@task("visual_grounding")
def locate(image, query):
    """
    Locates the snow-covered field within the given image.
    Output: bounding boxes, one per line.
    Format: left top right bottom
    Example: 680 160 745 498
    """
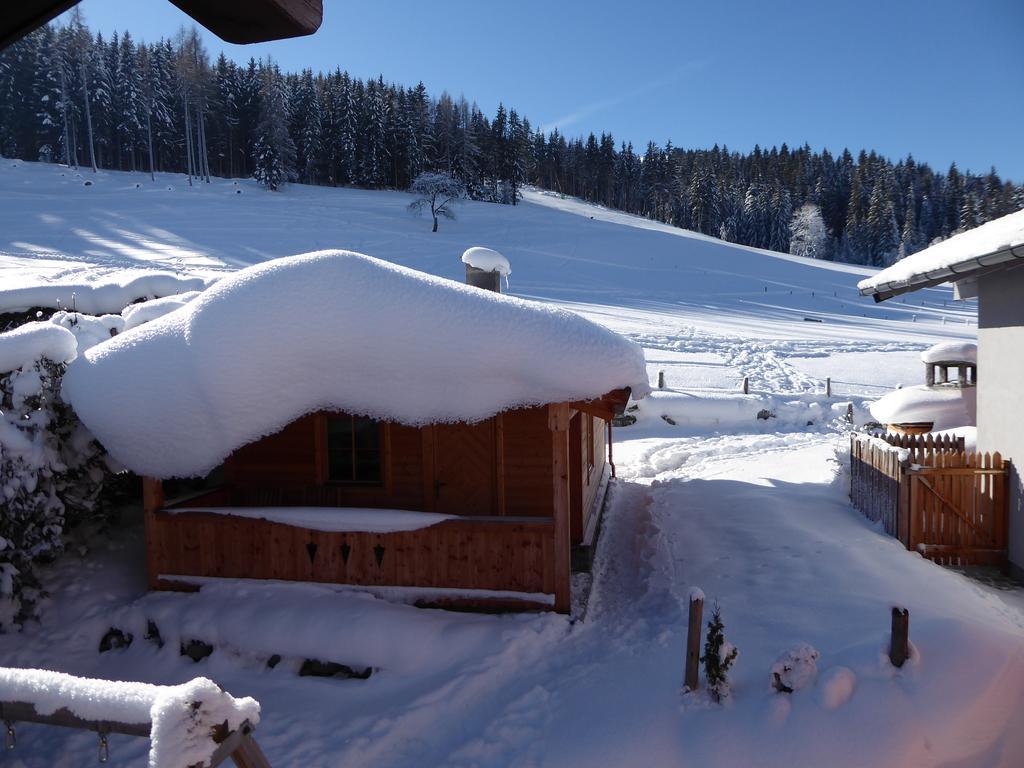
3 160 1023 768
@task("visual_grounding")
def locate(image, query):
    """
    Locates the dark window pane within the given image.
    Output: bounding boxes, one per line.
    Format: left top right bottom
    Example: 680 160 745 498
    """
355 451 382 482
326 415 383 484
354 417 380 450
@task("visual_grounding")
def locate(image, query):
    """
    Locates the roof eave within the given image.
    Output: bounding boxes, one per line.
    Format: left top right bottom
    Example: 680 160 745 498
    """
860 242 1024 303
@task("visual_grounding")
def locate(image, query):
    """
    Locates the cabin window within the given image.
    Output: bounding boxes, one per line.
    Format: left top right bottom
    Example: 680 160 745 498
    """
326 415 383 484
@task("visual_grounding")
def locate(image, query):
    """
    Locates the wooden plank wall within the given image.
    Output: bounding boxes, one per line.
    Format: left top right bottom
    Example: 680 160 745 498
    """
150 512 556 595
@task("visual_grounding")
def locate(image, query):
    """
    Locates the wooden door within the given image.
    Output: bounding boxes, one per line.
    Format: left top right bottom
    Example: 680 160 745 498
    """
431 420 498 516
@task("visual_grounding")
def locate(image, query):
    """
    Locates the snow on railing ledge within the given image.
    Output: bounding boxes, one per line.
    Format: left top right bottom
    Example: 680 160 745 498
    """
0 668 267 768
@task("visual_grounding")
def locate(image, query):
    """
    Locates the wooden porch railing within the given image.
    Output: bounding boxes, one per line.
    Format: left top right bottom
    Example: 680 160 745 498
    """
149 506 557 603
850 433 1010 568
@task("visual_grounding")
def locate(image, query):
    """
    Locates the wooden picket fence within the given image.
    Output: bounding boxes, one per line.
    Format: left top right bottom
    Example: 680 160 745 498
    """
850 432 1009 568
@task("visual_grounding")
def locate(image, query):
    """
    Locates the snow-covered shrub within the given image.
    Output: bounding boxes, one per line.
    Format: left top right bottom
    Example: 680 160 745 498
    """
770 643 820 693
408 172 466 232
701 602 738 702
0 323 109 630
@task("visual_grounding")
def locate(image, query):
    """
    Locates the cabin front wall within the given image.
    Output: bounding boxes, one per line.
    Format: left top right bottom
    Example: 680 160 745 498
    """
149 404 614 611
978 269 1024 577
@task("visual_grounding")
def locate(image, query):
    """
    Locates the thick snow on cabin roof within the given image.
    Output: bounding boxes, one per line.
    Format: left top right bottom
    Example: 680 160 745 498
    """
62 250 649 479
858 209 1024 297
869 384 976 432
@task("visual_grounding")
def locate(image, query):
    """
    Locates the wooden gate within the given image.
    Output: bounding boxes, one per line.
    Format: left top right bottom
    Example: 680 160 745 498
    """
850 434 1010 568
906 451 1008 567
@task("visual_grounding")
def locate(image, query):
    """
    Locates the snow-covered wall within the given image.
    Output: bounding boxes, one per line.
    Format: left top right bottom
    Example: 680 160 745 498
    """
62 251 650 479
977 268 1024 576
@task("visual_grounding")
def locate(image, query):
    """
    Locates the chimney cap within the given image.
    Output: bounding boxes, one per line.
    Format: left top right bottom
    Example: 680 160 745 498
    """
461 246 511 277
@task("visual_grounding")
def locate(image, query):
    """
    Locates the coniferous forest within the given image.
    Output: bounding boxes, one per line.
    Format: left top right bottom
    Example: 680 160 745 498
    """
2 17 1022 267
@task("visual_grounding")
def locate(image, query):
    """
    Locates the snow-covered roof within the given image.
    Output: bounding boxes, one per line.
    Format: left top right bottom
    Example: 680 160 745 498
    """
461 246 511 276
63 250 649 479
869 384 976 432
921 341 977 365
858 210 1024 301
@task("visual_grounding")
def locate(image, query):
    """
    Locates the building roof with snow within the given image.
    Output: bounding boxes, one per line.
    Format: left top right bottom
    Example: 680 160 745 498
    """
858 210 1024 302
62 250 649 479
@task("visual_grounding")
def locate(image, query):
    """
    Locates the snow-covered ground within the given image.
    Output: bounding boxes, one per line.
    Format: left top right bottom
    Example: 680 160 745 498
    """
2 160 1021 768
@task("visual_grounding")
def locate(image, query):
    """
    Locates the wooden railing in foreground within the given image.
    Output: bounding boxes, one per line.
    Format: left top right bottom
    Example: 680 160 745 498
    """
850 433 1009 568
0 695 269 768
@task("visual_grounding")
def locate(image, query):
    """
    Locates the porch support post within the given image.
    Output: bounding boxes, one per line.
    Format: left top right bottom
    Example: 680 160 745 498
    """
142 476 164 590
549 403 572 613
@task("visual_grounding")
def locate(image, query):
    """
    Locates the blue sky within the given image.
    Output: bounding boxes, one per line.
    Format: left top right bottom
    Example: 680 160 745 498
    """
62 0 1024 180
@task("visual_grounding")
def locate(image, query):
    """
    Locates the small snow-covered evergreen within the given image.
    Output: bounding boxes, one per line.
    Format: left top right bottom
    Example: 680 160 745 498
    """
701 602 738 702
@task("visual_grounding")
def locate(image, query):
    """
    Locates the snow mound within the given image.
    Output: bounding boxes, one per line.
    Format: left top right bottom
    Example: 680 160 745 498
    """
817 666 856 710
122 291 201 331
116 580 564 676
770 643 820 693
869 384 976 431
0 271 212 315
0 322 76 374
859 209 1024 295
921 341 977 364
461 246 511 276
168 506 456 533
50 310 124 350
62 251 649 479
0 667 258 768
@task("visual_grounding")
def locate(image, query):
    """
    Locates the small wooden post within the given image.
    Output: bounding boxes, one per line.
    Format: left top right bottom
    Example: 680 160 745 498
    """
684 590 704 691
742 376 749 395
890 606 909 668
658 370 665 389
846 403 854 424
826 377 832 398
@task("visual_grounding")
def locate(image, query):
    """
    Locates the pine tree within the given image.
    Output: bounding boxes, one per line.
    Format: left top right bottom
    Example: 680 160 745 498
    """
252 63 295 191
701 602 738 703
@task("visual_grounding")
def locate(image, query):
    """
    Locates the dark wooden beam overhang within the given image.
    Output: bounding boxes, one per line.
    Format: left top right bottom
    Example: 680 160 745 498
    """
2 0 323 51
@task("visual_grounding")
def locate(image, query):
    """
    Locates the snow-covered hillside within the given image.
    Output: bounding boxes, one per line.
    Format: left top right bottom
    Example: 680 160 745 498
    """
3 160 1020 768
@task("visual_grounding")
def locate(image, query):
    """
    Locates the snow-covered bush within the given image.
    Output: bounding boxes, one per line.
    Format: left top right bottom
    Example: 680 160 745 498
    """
0 323 109 630
769 643 820 693
701 602 738 702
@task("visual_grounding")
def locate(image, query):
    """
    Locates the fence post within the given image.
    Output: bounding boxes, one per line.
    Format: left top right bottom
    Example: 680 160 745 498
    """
742 376 749 395
889 607 909 668
826 377 832 398
846 403 853 423
658 370 665 389
684 590 704 691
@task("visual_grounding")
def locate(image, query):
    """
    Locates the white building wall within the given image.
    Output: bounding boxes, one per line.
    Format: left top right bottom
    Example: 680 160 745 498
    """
977 267 1024 577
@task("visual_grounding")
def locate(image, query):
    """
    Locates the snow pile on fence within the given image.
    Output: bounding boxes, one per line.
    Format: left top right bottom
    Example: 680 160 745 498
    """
0 270 212 315
858 208 1024 295
869 384 976 431
461 246 511 276
63 250 649 479
630 389 861 435
0 667 259 768
921 340 977 364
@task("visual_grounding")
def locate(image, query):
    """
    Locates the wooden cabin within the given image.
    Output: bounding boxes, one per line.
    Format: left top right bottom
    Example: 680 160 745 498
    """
145 393 626 613
60 250 650 615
